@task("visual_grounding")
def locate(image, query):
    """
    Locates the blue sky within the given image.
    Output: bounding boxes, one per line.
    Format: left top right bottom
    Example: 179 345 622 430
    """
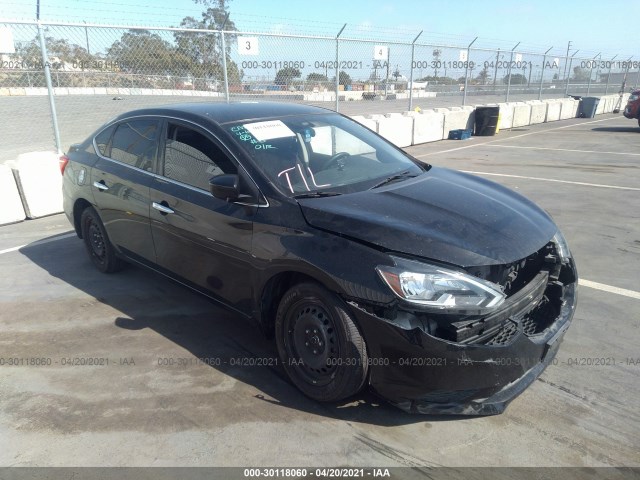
0 0 636 58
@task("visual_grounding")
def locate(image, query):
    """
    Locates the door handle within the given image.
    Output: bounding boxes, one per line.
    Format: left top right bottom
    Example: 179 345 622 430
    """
152 201 175 215
93 181 109 191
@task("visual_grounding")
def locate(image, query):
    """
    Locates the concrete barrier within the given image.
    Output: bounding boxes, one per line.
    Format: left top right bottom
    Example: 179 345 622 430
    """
9 151 63 219
404 110 445 144
560 98 579 119
595 97 605 115
376 113 413 147
512 103 532 127
527 101 547 124
545 100 562 122
497 103 515 130
350 115 378 132
441 107 475 136
603 95 616 113
24 87 48 96
0 164 26 225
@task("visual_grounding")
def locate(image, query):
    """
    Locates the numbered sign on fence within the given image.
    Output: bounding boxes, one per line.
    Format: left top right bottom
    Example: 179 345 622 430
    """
0 27 15 54
459 50 468 62
374 45 388 60
514 53 523 63
238 37 259 56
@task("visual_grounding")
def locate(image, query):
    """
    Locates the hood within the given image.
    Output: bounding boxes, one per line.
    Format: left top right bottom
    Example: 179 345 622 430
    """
297 167 557 267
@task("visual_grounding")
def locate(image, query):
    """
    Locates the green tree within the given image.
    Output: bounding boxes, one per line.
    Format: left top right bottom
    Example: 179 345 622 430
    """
108 30 190 75
475 66 489 85
274 67 301 85
339 70 352 86
307 72 329 82
14 36 94 69
572 66 590 82
171 1 242 84
503 73 527 84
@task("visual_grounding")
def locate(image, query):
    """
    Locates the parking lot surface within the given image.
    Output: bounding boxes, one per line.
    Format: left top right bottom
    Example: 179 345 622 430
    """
0 113 638 468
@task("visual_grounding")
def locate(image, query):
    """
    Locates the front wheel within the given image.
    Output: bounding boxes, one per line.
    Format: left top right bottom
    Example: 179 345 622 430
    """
275 282 368 402
80 207 124 273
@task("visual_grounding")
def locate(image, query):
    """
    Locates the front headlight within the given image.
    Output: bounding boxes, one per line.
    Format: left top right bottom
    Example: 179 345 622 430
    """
552 230 571 261
376 257 506 313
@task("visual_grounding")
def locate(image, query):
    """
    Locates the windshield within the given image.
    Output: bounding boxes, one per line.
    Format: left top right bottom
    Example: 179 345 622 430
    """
225 113 425 196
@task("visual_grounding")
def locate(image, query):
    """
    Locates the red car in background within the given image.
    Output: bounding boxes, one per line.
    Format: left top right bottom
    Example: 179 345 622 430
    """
623 89 640 126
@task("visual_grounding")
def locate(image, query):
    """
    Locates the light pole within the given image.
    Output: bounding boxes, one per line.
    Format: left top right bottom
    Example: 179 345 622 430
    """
564 50 579 96
587 52 600 96
538 46 553 100
505 42 520 102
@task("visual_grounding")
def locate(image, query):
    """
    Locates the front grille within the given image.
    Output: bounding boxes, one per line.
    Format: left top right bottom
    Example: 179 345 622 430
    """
485 320 519 346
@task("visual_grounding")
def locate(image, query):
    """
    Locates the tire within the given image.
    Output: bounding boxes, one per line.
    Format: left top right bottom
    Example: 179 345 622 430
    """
80 207 124 274
275 282 368 402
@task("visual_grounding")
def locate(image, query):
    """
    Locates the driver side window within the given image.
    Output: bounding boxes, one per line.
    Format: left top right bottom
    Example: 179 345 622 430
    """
163 124 236 191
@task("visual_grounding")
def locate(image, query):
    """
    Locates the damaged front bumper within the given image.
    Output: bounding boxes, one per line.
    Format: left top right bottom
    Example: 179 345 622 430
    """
349 272 577 416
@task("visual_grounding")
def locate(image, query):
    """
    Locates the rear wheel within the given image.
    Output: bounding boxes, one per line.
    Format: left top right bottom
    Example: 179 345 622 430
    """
80 207 124 273
275 282 368 402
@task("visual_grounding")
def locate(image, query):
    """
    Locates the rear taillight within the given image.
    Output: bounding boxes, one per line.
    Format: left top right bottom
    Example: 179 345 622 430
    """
59 155 69 175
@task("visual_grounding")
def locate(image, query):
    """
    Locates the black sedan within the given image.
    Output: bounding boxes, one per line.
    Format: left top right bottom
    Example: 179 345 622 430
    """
61 102 578 415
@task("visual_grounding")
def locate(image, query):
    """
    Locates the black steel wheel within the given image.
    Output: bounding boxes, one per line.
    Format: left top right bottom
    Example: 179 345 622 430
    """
80 207 124 273
275 282 368 402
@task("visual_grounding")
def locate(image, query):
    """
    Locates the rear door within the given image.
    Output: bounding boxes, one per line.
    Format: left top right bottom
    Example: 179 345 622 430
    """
149 120 256 314
90 117 160 263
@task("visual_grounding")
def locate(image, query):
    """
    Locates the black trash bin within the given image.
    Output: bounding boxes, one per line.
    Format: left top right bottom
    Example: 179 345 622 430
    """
474 106 500 136
579 97 600 118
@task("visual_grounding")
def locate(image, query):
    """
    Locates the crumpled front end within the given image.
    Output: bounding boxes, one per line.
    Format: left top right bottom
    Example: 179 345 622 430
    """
348 240 578 415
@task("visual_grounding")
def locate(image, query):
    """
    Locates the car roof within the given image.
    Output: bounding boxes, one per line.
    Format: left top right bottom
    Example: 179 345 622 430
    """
111 101 335 126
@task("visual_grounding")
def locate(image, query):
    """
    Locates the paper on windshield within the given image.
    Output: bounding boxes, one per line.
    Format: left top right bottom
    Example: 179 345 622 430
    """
243 120 295 142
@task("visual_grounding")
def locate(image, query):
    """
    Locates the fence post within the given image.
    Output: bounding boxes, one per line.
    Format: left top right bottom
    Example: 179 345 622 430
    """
335 24 346 112
565 50 578 96
37 21 62 155
505 42 520 103
462 37 477 106
408 30 422 111
220 32 229 103
538 46 552 100
605 55 617 94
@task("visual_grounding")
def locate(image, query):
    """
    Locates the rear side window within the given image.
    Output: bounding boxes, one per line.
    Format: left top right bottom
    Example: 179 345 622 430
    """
109 119 159 171
94 125 115 156
163 123 236 190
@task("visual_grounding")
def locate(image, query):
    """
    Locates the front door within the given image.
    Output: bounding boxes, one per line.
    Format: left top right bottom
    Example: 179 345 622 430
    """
149 120 256 314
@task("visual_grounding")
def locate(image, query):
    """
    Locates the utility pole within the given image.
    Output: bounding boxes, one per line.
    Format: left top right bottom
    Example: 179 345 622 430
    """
493 48 500 89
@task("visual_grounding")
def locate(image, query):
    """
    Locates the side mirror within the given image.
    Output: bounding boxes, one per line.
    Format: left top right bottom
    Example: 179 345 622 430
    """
209 174 239 201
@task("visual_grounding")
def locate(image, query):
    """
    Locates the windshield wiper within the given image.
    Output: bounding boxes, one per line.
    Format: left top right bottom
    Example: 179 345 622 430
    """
293 191 342 199
369 170 418 189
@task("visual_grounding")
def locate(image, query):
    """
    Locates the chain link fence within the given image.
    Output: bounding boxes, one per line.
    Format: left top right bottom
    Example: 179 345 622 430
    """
1 19 638 160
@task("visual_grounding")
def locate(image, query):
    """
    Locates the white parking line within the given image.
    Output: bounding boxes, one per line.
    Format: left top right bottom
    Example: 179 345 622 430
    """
579 280 640 300
0 232 76 255
413 116 620 158
461 171 640 191
487 145 640 157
